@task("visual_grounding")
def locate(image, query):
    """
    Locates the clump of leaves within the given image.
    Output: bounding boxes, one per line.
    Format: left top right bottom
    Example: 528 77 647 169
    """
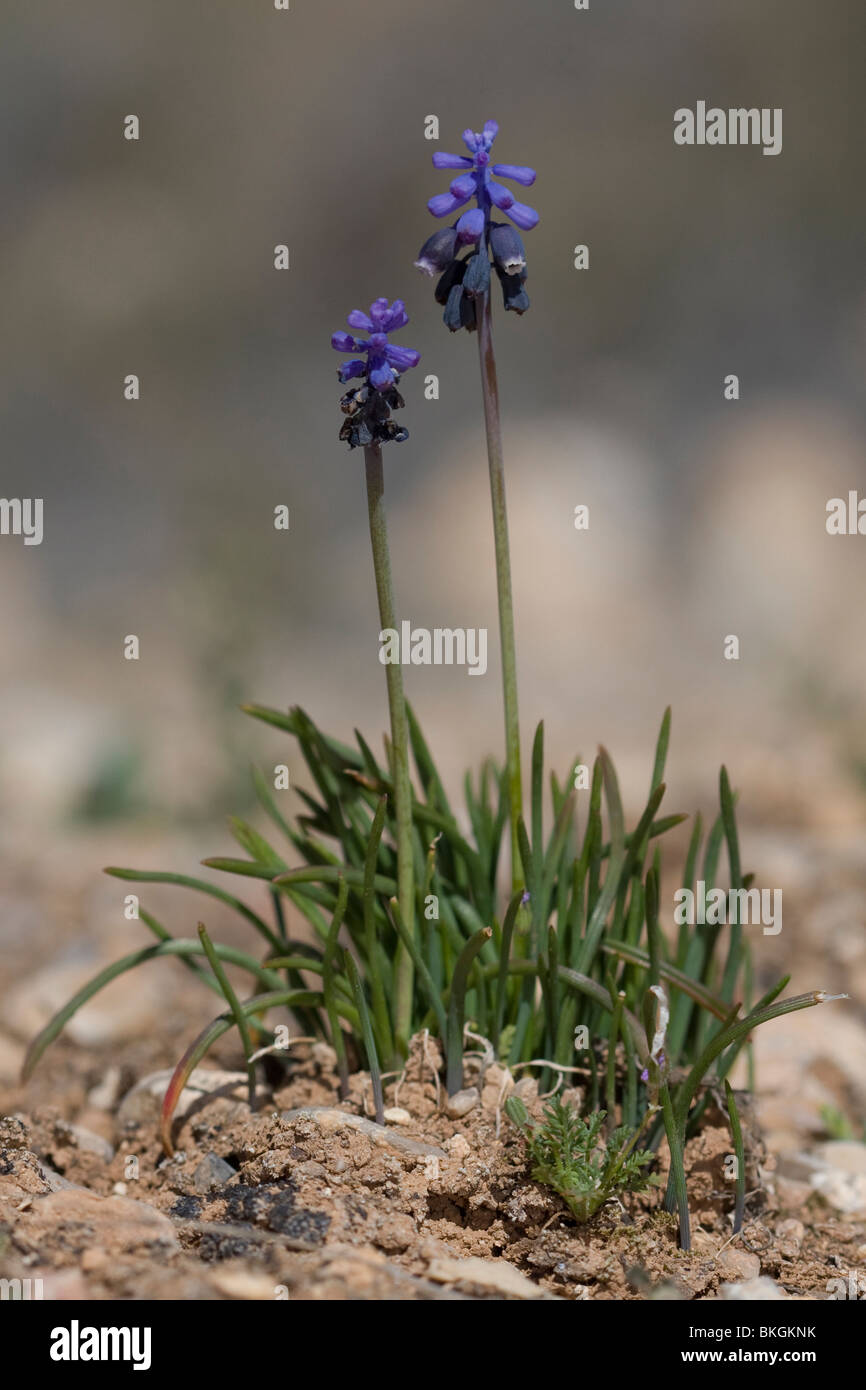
20 700 846 1252
505 1094 654 1223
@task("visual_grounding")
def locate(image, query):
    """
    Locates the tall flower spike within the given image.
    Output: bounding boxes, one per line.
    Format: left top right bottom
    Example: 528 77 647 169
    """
331 298 421 448
414 121 538 890
416 119 538 330
332 299 421 1048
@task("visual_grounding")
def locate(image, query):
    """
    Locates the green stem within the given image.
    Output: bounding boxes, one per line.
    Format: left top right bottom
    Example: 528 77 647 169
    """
364 443 415 1054
477 290 523 890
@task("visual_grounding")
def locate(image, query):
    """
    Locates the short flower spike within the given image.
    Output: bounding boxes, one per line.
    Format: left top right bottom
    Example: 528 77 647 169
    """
415 119 538 330
331 298 421 448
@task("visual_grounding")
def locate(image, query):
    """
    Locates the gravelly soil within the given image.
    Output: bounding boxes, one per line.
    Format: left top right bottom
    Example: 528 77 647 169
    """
2 805 866 1302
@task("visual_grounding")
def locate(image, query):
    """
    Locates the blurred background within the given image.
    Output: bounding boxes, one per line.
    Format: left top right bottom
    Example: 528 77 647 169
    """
1 0 865 1140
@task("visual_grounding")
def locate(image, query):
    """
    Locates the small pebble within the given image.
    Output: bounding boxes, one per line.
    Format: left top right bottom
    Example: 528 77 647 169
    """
445 1134 471 1160
59 1123 114 1163
512 1077 538 1103
776 1217 804 1257
777 1217 805 1242
445 1088 478 1119
716 1248 761 1281
383 1107 411 1125
193 1152 238 1194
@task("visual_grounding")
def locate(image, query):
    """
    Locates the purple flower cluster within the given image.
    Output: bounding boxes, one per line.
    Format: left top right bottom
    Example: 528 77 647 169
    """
415 120 538 331
331 299 421 448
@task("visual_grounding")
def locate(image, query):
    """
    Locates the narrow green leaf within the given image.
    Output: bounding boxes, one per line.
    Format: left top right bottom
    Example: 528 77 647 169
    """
530 721 544 888
104 867 280 952
725 1079 746 1234
322 877 350 1097
197 922 257 1107
674 991 838 1133
661 1081 690 1250
272 864 397 895
345 951 384 1125
228 816 288 872
650 707 672 793
446 928 492 1095
494 890 525 1052
389 896 448 1046
23 939 287 1081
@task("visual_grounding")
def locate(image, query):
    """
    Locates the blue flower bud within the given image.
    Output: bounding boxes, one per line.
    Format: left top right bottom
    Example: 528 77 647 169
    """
434 257 467 306
414 226 459 277
494 265 530 314
462 251 491 299
443 283 477 333
489 223 527 276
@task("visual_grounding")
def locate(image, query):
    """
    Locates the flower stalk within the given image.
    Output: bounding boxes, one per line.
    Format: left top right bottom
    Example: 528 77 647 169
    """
364 442 415 1053
417 119 538 890
331 298 421 1058
477 290 524 888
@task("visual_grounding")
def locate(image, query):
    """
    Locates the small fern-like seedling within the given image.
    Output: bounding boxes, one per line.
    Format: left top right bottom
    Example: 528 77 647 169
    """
505 1094 654 1223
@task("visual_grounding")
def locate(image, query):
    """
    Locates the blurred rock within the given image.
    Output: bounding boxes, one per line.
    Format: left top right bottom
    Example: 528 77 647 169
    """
0 1031 25 1083
426 1254 554 1300
716 1249 761 1282
87 1065 123 1111
445 1088 478 1119
118 1068 261 1129
4 948 171 1046
192 1151 237 1194
17 1189 178 1258
720 1276 788 1301
815 1141 866 1175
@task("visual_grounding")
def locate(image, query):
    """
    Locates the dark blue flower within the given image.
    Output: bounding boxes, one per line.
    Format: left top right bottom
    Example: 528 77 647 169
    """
414 226 459 276
332 298 420 390
331 299 420 449
489 223 527 276
416 121 537 330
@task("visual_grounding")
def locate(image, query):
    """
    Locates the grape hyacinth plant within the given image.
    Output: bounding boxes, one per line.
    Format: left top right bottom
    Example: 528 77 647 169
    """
22 117 848 1253
332 298 421 1050
416 119 538 889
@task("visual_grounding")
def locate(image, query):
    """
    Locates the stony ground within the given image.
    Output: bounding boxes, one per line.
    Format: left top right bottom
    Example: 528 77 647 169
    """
2 807 866 1302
